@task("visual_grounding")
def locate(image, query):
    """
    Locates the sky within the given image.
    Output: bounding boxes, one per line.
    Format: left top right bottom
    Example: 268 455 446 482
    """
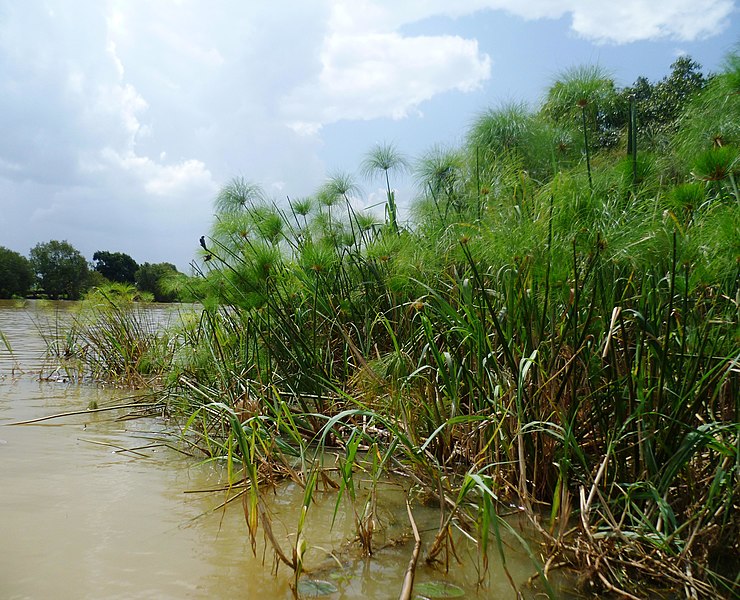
1 1 738 272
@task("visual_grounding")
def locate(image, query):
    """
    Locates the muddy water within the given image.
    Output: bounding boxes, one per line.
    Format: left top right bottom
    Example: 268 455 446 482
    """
0 300 551 599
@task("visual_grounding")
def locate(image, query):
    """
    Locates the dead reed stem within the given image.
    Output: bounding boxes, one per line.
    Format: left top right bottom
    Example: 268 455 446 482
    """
398 498 422 600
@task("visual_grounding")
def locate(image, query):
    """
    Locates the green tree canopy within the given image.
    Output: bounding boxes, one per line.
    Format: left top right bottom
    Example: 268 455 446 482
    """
135 262 179 302
0 246 34 298
92 250 139 283
622 56 709 147
29 240 89 300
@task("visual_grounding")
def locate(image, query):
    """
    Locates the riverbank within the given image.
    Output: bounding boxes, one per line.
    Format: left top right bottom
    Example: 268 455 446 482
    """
19 53 740 598
1 300 559 599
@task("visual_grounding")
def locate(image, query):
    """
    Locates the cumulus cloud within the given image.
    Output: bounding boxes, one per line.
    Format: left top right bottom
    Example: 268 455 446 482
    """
101 149 215 198
280 1 494 134
566 0 735 44
283 32 491 133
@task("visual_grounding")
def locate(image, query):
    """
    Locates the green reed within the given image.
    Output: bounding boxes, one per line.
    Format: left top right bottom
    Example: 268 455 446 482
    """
63 55 739 599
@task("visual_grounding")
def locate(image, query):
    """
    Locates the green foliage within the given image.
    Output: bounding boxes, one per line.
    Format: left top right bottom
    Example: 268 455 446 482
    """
414 144 466 200
622 56 709 147
468 102 573 180
673 51 740 164
542 64 623 148
214 177 265 214
413 581 465 598
0 246 33 298
29 239 89 300
135 262 180 302
63 53 740 599
469 102 535 156
92 250 139 283
692 145 739 182
360 142 410 234
57 283 170 385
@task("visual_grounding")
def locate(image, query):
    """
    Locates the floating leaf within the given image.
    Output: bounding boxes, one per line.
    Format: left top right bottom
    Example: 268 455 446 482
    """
413 581 465 598
296 578 338 597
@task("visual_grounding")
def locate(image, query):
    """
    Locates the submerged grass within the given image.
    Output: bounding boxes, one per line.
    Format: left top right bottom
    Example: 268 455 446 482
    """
63 57 739 599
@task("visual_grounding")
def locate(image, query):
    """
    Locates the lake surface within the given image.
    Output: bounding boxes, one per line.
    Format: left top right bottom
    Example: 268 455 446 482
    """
0 300 551 599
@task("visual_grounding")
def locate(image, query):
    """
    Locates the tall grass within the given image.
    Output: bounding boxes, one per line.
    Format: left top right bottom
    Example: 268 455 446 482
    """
48 283 175 387
66 55 739 598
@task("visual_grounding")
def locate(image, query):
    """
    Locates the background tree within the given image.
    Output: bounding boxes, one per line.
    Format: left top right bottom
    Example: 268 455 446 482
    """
622 56 709 148
29 240 89 300
92 250 139 283
0 246 34 298
135 262 179 302
85 269 108 290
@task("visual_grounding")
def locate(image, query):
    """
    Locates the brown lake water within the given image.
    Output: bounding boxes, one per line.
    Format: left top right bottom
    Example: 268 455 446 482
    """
0 300 555 599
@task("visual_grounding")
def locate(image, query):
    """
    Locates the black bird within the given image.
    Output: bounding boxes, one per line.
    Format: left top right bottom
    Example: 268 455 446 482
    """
199 235 208 251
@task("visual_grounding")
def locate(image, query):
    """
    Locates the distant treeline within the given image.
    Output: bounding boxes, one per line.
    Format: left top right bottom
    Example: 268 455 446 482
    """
0 241 194 302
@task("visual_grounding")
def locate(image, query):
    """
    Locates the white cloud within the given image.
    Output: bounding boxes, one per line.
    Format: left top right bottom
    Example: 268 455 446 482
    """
146 159 215 196
326 1 734 42
0 158 22 172
106 40 125 79
94 82 149 143
567 0 735 44
328 0 561 32
149 21 225 68
283 32 491 133
106 152 216 198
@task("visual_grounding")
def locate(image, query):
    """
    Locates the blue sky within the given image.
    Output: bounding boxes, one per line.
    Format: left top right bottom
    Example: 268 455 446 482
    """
0 1 737 271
